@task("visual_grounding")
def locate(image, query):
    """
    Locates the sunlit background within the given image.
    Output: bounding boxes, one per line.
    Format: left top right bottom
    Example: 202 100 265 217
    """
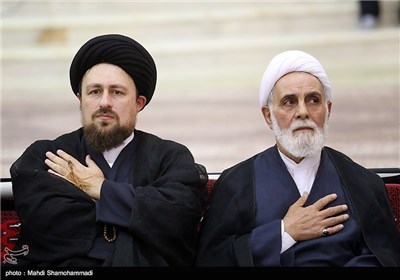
1 0 399 177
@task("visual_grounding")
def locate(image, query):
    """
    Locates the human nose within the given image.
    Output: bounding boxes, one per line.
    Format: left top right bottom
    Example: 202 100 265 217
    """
295 101 309 119
99 92 112 108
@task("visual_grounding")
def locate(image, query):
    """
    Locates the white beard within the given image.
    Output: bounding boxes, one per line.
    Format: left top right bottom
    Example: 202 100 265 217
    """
270 110 329 158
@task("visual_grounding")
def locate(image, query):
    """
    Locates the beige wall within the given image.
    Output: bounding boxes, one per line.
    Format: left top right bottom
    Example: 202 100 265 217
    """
1 1 399 176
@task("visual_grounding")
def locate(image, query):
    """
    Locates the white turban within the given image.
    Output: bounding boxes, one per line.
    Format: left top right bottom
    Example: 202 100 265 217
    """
259 50 331 107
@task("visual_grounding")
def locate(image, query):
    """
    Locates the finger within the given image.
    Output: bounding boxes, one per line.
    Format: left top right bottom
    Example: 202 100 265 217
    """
85 155 94 166
46 151 73 174
85 155 101 172
321 204 348 218
45 157 67 173
45 151 62 164
45 159 68 176
48 168 77 187
56 149 75 164
45 151 69 169
48 168 64 178
313 193 338 210
323 213 349 227
321 223 345 237
292 192 309 207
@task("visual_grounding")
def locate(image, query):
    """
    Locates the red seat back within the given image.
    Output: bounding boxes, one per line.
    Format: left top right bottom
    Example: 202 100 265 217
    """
1 210 20 261
385 183 400 230
2 179 399 261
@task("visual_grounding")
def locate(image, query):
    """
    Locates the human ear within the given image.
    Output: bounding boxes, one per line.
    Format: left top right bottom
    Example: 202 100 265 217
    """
137 95 147 111
261 106 273 130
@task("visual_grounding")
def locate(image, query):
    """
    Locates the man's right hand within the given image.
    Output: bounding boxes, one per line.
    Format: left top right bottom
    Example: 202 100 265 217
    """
283 192 349 241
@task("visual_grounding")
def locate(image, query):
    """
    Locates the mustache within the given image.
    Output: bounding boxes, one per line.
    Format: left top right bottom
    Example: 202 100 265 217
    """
93 108 117 118
289 119 318 131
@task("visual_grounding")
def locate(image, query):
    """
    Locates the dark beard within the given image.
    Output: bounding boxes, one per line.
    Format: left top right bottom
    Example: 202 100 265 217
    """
83 123 133 153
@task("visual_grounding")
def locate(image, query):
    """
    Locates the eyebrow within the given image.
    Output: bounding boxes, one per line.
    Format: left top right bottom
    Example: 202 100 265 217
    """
281 91 322 98
85 83 128 91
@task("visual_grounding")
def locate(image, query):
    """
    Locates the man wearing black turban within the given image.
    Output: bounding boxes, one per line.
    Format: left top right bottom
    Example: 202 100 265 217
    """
70 34 157 108
9 34 207 267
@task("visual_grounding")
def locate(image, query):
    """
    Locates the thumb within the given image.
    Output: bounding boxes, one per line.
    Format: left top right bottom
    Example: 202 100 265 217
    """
294 192 309 207
85 155 95 166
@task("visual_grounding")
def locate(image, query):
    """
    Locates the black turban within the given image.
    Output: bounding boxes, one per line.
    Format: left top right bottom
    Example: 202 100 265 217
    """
69 34 157 107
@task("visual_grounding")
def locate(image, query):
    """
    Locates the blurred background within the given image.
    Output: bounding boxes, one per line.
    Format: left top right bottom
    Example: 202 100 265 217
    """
1 0 399 177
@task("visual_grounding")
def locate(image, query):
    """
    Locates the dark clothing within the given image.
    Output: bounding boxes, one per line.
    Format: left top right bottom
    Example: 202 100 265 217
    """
196 146 400 267
10 128 207 267
359 1 380 17
251 147 379 266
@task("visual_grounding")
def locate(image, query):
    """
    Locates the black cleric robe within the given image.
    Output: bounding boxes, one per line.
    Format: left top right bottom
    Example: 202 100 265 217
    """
10 128 207 266
195 146 400 267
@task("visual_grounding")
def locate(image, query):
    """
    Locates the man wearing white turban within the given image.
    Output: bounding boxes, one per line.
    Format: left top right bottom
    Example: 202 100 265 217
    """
196 50 400 267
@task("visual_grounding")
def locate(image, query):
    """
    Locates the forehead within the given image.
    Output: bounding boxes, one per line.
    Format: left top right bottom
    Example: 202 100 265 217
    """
82 63 133 84
275 72 323 94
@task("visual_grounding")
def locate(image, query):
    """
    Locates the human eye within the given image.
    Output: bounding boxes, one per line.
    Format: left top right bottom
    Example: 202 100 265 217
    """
111 89 124 96
308 94 322 104
281 96 296 107
88 89 101 95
